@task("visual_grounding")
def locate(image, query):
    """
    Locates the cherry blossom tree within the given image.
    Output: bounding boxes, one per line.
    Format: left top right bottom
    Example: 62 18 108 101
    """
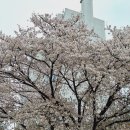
0 14 130 130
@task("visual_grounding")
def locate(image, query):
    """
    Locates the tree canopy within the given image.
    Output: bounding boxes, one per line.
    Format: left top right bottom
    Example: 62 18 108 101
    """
0 14 130 130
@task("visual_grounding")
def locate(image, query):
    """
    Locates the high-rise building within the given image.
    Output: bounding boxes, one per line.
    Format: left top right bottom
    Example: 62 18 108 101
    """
58 0 105 39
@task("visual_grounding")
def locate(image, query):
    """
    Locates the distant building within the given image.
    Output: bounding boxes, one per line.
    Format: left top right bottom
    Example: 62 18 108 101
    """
58 0 105 39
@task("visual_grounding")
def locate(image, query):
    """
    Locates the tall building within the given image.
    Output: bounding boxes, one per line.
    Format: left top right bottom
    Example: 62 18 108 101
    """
58 0 105 39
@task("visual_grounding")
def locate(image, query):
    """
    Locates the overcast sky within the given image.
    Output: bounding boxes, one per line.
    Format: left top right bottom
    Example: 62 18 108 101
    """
0 0 130 35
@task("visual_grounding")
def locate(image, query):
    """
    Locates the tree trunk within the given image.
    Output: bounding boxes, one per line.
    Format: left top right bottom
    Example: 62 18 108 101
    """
50 125 54 130
78 99 82 128
92 122 97 130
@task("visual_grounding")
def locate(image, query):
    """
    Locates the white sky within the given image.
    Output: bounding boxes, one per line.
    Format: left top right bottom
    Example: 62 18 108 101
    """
0 0 130 35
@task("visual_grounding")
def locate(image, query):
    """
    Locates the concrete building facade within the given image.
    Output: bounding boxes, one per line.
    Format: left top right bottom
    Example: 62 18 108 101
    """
58 0 105 39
